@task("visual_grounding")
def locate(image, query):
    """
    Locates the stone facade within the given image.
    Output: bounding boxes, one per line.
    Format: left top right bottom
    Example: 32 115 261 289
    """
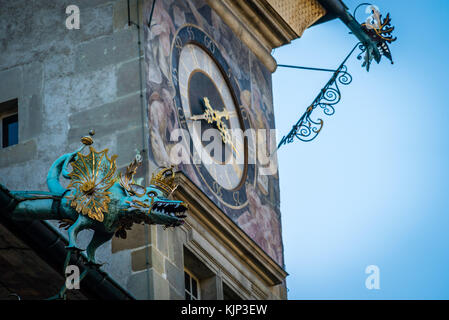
0 0 288 300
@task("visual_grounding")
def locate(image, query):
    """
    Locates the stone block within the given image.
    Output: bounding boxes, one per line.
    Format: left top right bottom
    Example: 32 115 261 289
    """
127 269 170 300
201 275 223 300
116 58 141 97
131 245 165 274
169 285 185 300
168 228 184 269
116 126 145 167
43 50 76 79
75 29 138 73
68 3 114 43
165 259 184 295
19 94 43 141
0 67 22 103
127 270 150 300
0 140 37 168
156 225 168 256
114 0 131 31
22 62 43 95
150 268 170 300
45 66 116 116
112 223 152 253
113 0 145 31
68 93 141 145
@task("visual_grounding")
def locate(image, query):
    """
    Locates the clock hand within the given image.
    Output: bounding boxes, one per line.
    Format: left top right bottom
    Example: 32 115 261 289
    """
205 97 241 156
188 97 236 122
203 97 237 120
214 110 237 120
188 110 236 122
216 119 240 156
189 97 240 156
188 113 209 121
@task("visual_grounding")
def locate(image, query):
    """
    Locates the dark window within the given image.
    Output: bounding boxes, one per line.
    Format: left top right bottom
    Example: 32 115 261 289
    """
2 114 18 148
1 99 18 148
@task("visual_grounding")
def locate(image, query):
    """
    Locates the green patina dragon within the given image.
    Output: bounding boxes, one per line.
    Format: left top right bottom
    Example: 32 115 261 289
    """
0 133 188 267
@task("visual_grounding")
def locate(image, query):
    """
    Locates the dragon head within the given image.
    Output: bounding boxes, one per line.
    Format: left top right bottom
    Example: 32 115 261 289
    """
116 162 188 238
125 184 188 226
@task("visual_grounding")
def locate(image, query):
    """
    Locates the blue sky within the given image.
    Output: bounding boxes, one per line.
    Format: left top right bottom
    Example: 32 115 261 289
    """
273 0 449 299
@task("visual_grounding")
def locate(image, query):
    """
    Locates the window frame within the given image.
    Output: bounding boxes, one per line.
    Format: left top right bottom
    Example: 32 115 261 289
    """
184 268 201 300
2 113 18 148
0 99 19 149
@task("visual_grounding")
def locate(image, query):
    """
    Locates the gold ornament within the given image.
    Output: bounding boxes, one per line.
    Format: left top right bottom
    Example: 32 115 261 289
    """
66 146 118 222
119 153 146 197
150 167 177 195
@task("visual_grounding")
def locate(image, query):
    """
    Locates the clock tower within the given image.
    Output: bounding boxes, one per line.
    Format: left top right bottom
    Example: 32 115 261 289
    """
120 0 327 300
0 0 338 300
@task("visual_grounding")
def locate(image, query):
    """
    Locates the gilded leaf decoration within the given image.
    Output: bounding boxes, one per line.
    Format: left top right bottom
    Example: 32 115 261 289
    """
66 147 118 222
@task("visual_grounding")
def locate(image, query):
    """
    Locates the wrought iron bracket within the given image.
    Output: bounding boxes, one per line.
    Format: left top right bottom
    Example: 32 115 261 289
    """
277 43 360 148
277 3 396 149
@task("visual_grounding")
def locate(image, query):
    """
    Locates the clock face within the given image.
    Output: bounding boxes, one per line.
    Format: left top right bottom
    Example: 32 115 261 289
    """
171 26 255 210
179 44 244 189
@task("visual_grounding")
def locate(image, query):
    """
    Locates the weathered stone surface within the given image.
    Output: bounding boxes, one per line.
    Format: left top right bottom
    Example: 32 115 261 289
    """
46 65 117 114
116 58 141 97
131 245 165 274
0 67 22 102
68 93 141 145
20 94 43 141
165 259 184 295
156 225 168 256
0 1 113 70
127 270 149 300
75 29 138 73
22 62 43 95
202 275 223 300
169 285 184 300
68 3 114 44
0 140 37 168
114 0 140 31
127 269 170 300
150 268 170 300
43 50 76 79
116 126 145 167
112 223 151 253
168 228 184 269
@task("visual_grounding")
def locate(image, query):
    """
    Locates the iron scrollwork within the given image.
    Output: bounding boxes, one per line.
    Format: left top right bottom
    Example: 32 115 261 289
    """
277 3 397 149
277 44 357 147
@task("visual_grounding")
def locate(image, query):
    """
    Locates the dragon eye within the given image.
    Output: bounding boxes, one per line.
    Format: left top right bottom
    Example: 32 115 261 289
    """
147 191 157 197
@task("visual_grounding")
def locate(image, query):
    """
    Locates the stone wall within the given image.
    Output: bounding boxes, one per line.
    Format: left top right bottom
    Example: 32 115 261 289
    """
0 0 147 295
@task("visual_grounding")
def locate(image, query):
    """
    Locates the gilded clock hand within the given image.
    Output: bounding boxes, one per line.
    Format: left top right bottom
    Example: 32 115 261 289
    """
189 97 240 156
205 98 240 156
215 114 240 156
188 98 236 122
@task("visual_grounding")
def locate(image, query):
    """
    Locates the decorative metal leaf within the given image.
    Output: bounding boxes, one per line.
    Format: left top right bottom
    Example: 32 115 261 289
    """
66 146 118 222
119 154 145 197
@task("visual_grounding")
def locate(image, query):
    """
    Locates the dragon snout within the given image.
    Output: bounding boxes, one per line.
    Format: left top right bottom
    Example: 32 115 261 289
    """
149 200 188 226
